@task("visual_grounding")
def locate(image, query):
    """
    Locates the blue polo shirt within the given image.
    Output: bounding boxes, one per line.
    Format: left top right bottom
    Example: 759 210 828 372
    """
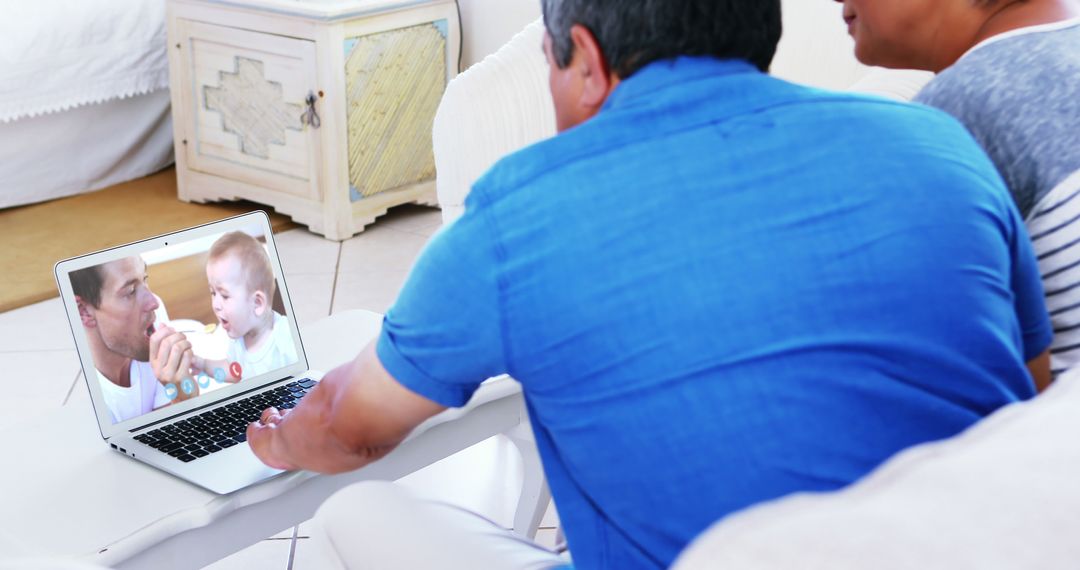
377 57 1051 569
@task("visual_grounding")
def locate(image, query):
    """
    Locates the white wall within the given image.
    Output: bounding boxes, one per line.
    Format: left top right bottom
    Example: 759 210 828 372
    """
457 0 542 69
772 0 870 90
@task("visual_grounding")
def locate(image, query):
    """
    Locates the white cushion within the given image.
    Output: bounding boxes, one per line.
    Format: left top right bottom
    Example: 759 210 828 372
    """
847 68 935 101
673 371 1080 570
432 19 555 224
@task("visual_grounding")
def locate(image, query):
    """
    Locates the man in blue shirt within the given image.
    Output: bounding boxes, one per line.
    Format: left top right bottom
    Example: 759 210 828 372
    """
246 0 1051 568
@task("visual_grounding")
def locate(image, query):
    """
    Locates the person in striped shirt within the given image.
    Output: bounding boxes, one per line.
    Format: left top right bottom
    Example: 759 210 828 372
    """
834 0 1080 379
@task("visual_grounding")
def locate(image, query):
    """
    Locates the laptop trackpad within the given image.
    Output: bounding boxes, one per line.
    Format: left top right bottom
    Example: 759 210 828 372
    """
180 444 287 495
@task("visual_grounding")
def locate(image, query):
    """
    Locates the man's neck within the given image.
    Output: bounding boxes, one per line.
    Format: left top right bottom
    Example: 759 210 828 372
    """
90 336 132 388
974 0 1078 45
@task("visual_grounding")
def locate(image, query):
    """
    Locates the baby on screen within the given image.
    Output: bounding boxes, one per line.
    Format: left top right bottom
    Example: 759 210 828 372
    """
192 231 297 381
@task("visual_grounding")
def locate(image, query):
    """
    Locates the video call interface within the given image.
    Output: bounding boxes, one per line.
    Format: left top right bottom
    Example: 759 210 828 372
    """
70 227 299 425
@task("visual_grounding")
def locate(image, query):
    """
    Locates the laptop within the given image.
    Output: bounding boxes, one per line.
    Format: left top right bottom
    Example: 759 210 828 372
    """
54 211 320 494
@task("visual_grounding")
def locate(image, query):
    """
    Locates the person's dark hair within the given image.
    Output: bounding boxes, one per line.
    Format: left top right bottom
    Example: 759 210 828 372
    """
540 0 782 77
70 265 105 308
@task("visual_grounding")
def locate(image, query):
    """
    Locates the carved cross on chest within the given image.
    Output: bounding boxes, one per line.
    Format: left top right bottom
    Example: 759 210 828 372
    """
203 57 304 159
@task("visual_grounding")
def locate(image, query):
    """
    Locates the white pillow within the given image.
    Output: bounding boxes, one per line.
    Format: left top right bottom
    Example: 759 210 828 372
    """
432 19 555 224
847 68 935 102
673 371 1080 570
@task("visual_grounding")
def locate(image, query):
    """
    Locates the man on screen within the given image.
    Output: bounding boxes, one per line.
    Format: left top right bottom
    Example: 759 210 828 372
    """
71 256 198 424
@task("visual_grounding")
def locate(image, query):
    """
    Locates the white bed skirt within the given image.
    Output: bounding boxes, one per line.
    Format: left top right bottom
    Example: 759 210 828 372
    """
0 90 174 209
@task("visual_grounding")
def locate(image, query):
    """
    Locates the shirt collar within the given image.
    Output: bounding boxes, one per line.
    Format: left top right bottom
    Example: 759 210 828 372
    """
957 17 1080 64
603 56 760 111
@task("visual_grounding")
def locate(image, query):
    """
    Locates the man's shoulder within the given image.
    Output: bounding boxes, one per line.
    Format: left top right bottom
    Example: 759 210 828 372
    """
95 368 117 391
470 126 599 203
807 89 959 132
798 84 972 139
775 89 987 172
473 88 957 197
764 91 1008 206
466 79 998 223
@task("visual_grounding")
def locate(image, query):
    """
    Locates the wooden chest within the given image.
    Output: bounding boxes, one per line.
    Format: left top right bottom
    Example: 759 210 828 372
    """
166 0 460 239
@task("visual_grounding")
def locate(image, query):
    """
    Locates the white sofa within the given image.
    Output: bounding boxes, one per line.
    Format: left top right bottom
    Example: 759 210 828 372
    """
672 371 1080 569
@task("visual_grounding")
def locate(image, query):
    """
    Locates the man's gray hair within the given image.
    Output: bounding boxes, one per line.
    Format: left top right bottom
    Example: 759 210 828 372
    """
540 0 782 78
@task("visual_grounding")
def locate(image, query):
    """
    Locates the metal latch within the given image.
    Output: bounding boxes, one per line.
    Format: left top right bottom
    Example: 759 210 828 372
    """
301 91 321 129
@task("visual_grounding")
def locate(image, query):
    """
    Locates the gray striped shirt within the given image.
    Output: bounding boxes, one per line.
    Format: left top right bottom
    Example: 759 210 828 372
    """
916 19 1080 376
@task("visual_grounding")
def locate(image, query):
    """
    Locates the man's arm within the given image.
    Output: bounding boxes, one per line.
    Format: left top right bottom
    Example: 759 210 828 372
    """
247 341 446 474
248 181 506 472
1028 349 1051 393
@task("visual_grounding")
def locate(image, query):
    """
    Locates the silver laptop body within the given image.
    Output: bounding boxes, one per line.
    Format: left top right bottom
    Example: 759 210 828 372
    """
54 212 320 494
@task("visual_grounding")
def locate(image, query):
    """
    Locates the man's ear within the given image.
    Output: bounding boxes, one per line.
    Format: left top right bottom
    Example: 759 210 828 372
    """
252 290 268 317
568 24 618 111
76 296 96 328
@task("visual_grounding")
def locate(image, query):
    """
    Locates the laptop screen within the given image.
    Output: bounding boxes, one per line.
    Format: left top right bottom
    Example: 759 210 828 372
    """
66 221 301 425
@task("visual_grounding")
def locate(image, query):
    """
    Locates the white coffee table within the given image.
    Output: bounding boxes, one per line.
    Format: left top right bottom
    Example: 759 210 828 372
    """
0 310 549 569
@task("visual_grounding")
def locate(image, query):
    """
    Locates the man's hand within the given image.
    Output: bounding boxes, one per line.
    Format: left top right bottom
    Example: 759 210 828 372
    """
149 324 198 399
1028 349 1052 393
244 341 446 475
248 407 298 470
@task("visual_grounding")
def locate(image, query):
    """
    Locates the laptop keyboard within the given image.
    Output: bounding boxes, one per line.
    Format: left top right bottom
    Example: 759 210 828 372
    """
131 378 316 463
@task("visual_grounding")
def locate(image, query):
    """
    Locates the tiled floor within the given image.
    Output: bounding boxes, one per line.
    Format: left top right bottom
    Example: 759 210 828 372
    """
2 204 559 568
